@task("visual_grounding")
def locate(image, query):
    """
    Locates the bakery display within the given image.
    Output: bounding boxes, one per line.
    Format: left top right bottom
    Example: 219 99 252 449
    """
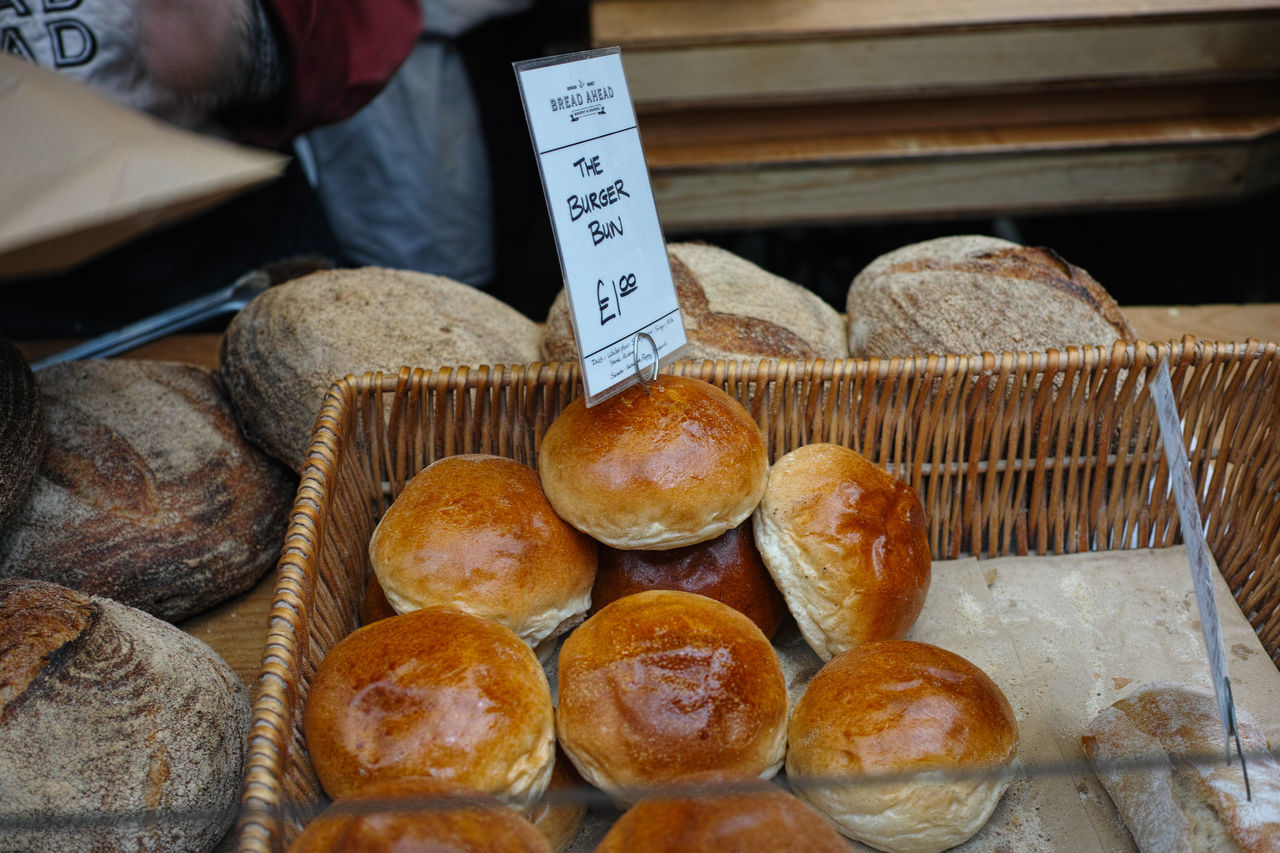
592 520 788 639
543 241 848 365
1082 681 1280 852
537 374 768 550
0 578 249 853
286 776 553 853
786 639 1019 853
368 454 597 648
0 359 296 621
0 332 42 533
218 266 544 470
753 442 931 660
845 234 1136 359
593 770 850 852
303 606 556 808
555 589 789 804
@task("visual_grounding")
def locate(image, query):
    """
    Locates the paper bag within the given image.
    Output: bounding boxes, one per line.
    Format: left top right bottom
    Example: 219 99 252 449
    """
0 54 287 280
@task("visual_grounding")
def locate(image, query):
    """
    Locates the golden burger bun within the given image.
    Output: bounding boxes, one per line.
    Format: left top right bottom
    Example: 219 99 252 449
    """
537 375 768 550
368 454 597 647
555 590 788 803
287 776 552 853
787 640 1019 853
594 771 850 852
303 607 555 808
592 520 788 639
753 442 931 660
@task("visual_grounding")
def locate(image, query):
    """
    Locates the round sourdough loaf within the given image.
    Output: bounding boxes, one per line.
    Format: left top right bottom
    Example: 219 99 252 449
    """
538 375 768 551
219 267 544 470
845 235 1136 358
0 333 42 533
0 578 250 853
0 359 296 621
787 640 1019 853
543 242 848 365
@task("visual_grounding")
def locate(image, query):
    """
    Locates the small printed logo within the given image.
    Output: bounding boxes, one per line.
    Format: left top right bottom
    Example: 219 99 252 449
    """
550 78 615 121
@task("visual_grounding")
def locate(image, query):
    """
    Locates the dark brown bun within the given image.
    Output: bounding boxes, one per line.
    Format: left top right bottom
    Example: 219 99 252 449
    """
537 375 768 550
287 776 553 853
543 242 848 364
594 771 850 852
0 360 296 621
0 579 249 853
845 234 1136 358
303 607 555 808
753 442 931 660
592 520 788 639
787 640 1019 852
368 454 597 647
0 333 42 533
555 590 788 803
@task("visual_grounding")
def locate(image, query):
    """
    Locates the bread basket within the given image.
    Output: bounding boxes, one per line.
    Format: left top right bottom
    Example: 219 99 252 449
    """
235 338 1280 852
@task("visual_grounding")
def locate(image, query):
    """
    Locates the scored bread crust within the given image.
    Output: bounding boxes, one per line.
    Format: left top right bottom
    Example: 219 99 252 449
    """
752 442 931 660
845 235 1136 359
537 375 768 550
542 241 848 364
555 590 789 803
786 640 1019 853
1082 681 1280 853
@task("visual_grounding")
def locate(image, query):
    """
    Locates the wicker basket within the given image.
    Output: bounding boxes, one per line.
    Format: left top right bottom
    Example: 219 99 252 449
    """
235 338 1280 853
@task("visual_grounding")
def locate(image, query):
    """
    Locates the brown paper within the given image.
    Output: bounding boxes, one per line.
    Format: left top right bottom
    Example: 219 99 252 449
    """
0 54 287 279
554 546 1280 851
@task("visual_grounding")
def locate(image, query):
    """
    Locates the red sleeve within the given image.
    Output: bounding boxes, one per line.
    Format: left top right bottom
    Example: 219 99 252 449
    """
236 0 422 148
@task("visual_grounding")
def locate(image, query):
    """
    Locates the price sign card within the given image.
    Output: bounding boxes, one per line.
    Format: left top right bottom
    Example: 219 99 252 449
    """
514 47 687 405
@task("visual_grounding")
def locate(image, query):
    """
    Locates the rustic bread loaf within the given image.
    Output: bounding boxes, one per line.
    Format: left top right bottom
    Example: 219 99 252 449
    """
1082 681 1280 852
543 241 848 365
787 640 1020 853
0 333 42 533
0 360 296 621
0 578 250 853
219 267 544 470
845 235 1136 358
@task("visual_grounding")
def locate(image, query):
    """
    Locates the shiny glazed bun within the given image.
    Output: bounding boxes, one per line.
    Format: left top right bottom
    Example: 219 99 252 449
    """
555 590 788 803
786 640 1019 853
524 750 588 853
287 776 553 852
303 607 555 808
593 771 850 852
753 442 931 660
368 454 597 647
537 375 768 550
592 520 788 638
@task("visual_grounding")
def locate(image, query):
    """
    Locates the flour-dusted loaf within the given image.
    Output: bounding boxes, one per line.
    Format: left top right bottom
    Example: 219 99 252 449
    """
0 578 250 853
543 241 848 365
845 235 1136 358
0 360 296 621
1082 681 1280 852
219 267 544 470
0 333 42 533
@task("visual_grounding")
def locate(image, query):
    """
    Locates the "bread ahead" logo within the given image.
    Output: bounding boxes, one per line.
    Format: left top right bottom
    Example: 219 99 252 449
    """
549 78 615 122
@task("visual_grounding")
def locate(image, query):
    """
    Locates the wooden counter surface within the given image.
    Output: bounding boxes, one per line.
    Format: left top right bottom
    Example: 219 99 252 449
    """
13 303 1280 686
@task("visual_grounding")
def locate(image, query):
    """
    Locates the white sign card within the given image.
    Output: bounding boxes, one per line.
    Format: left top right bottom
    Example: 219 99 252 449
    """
514 47 687 405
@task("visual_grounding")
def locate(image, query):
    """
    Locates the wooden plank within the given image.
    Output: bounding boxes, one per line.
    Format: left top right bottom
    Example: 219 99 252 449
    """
594 0 1280 46
614 17 1280 108
650 130 1280 230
